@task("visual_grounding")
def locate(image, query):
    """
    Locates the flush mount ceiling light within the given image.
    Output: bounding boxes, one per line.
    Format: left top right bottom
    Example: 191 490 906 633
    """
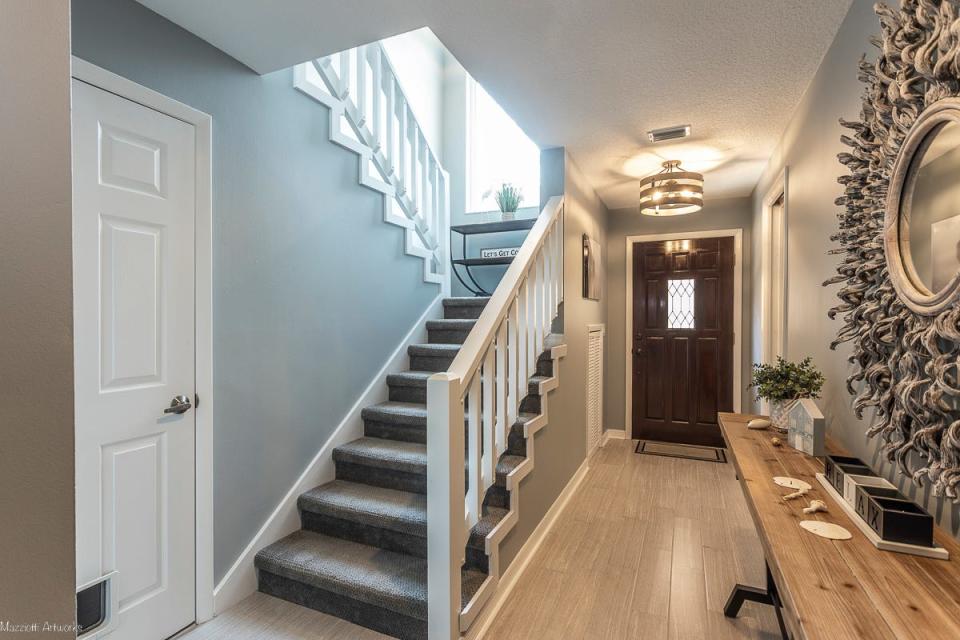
638 160 704 216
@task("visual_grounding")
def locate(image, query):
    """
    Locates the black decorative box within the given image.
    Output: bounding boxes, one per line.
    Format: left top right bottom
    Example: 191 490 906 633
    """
865 495 934 547
824 455 872 493
855 485 902 521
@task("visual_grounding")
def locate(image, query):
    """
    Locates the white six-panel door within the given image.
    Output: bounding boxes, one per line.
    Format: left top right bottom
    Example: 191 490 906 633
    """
73 79 197 640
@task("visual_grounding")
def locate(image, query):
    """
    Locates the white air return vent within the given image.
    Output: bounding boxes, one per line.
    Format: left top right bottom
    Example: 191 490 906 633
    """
647 124 691 143
586 324 605 455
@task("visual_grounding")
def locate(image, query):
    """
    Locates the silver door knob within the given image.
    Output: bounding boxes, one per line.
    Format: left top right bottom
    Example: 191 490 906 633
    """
164 395 192 415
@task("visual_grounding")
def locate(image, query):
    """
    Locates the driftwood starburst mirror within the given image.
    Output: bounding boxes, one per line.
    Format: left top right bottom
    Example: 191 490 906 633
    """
827 0 960 500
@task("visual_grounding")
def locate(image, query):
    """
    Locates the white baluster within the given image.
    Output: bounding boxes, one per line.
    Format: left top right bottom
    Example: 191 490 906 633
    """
507 299 519 429
356 46 367 126
339 50 351 100
516 287 528 412
410 120 419 210
482 347 495 492
371 46 382 149
527 266 538 376
398 95 407 194
539 250 548 346
466 373 482 528
495 321 508 457
531 251 543 358
557 223 563 303
421 142 430 225
386 78 396 175
438 169 448 263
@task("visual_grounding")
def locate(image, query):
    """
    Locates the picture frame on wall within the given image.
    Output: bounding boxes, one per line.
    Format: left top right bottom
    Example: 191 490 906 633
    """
582 233 601 300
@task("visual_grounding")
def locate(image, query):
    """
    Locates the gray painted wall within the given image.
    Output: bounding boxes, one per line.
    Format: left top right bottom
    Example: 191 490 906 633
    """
605 198 754 432
750 0 960 537
499 147 609 568
72 0 441 580
0 0 76 627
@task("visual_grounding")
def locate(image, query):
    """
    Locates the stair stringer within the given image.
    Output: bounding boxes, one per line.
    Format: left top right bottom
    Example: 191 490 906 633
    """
459 342 568 632
293 61 446 288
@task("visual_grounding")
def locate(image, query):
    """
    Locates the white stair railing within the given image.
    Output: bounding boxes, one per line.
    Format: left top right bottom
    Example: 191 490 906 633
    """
294 43 449 286
427 196 564 639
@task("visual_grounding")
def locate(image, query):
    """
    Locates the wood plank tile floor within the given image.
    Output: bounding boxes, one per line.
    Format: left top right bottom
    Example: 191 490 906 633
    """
179 438 779 640
174 590 391 640
483 438 782 640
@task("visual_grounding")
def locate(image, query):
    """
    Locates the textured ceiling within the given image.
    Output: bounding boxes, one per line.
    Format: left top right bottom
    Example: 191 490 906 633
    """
136 0 856 209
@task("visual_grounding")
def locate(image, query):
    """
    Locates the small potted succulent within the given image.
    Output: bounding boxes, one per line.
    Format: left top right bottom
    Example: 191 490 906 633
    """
492 183 522 221
749 357 825 431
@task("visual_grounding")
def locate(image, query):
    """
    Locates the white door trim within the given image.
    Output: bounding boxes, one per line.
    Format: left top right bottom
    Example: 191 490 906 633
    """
760 168 787 363
71 57 215 624
624 229 743 439
759 169 787 416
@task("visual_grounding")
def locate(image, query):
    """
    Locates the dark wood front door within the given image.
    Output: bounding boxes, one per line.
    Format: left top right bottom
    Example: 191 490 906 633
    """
632 237 734 447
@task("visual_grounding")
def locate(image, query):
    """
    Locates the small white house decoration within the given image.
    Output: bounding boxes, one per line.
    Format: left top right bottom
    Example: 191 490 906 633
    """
786 398 824 457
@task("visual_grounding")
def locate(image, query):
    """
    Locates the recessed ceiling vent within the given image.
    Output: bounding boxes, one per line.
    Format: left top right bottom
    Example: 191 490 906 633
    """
647 124 691 143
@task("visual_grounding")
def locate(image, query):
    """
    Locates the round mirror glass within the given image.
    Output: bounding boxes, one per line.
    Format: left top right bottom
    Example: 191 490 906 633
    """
901 120 960 294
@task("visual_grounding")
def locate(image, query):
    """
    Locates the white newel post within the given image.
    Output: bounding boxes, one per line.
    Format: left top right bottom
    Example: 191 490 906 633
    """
427 373 464 640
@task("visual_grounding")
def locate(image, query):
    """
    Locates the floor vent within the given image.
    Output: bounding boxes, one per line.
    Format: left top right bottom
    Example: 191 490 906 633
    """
587 324 605 454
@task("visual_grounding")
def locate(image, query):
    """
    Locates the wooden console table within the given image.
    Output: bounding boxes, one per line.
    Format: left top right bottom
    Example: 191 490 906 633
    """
719 412 960 639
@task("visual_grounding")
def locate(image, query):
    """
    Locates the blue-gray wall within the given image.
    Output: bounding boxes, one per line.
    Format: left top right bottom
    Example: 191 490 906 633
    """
72 0 440 580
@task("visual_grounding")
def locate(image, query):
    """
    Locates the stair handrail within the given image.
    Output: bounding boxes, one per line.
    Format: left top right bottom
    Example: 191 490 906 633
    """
426 196 564 639
296 42 449 285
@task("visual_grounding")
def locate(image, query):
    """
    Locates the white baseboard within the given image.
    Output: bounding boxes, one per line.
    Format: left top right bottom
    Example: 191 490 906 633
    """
212 295 444 614
602 429 627 446
464 456 591 640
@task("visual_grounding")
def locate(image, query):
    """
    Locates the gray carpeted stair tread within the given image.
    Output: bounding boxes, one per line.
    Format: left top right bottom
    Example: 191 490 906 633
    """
301 480 508 547
334 438 427 475
255 529 428 620
362 401 427 426
256 530 488 621
461 569 488 609
528 375 550 393
386 371 434 387
442 297 490 308
496 455 525 482
468 506 509 547
408 343 461 356
426 319 477 330
299 480 426 536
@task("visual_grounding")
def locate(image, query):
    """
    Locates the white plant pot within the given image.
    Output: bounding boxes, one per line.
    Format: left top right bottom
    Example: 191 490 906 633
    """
769 399 797 432
501 210 516 221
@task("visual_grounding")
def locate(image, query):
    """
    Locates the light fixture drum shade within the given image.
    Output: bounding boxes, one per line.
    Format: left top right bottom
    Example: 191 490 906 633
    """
638 160 704 216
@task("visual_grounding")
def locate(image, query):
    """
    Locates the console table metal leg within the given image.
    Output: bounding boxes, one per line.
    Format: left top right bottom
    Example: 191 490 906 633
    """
451 263 482 296
723 564 788 639
451 231 490 296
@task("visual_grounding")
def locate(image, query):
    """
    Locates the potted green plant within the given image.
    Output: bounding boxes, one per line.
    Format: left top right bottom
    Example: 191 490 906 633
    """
492 183 522 221
749 357 825 431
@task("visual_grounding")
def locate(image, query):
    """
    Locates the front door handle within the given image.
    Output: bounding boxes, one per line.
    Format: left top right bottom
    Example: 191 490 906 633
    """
164 395 192 415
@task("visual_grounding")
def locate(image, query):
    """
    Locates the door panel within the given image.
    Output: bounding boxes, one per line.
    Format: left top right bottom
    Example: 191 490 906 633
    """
632 237 734 447
73 79 196 640
670 337 690 422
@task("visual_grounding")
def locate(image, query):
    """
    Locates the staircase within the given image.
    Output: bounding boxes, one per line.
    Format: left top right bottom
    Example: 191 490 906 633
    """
295 43 449 286
254 296 566 639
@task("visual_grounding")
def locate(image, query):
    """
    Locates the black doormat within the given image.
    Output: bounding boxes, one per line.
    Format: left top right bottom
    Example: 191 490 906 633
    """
635 440 727 463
